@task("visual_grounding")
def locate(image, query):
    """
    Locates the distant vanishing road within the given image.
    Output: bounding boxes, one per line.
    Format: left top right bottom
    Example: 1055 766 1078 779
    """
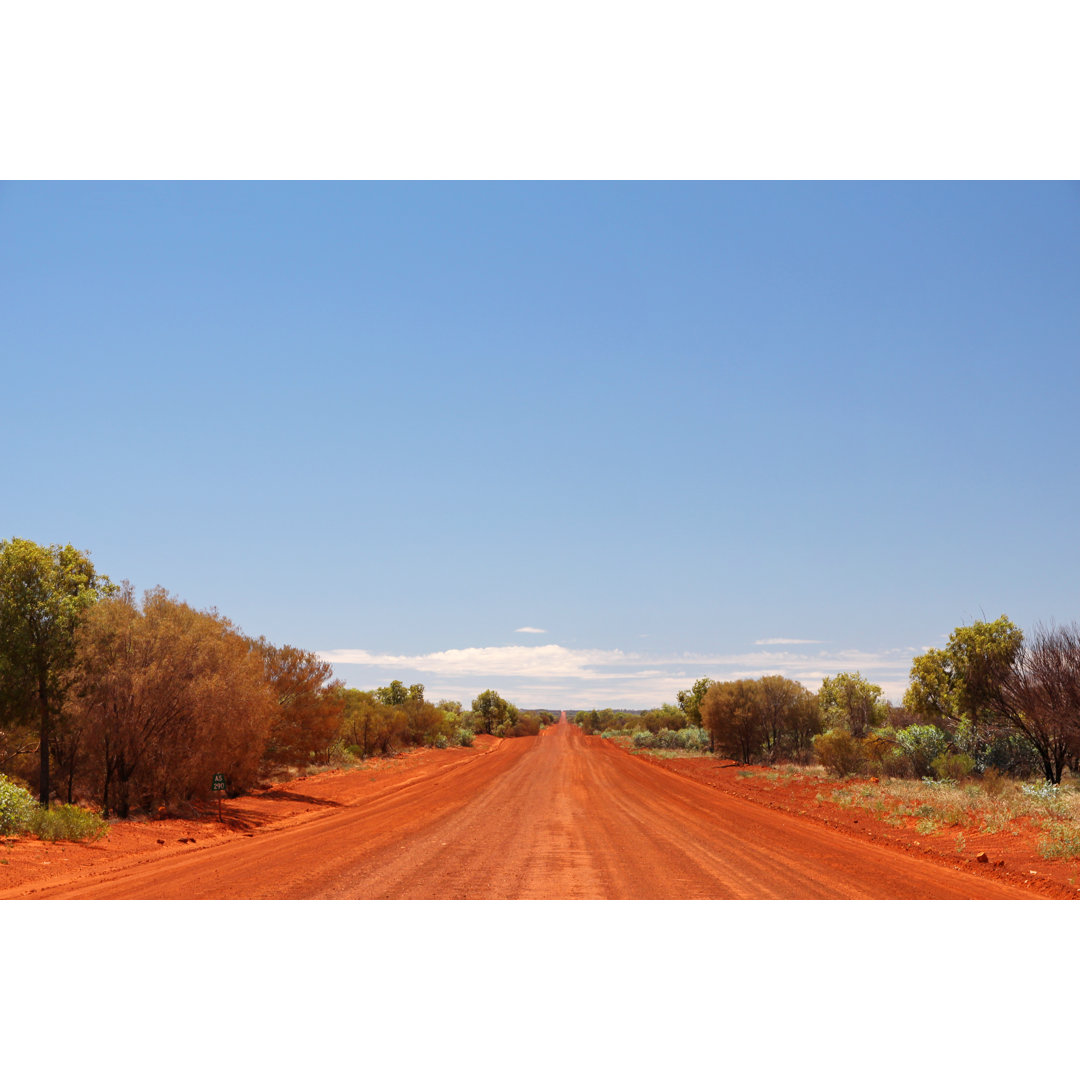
6 721 1038 899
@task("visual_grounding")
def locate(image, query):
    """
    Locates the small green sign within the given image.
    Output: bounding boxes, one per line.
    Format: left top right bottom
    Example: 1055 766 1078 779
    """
212 773 226 792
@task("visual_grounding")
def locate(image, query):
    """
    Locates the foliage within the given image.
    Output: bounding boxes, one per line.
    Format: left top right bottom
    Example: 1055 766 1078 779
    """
1021 778 1062 801
338 688 402 757
701 679 763 763
28 802 108 842
1038 823 1080 859
812 728 865 777
630 726 711 752
676 726 711 751
998 623 1080 784
701 676 817 763
981 766 1006 796
893 724 949 778
0 775 106 840
904 616 1022 732
931 752 975 782
254 638 344 767
818 672 887 738
676 678 714 729
471 689 518 736
862 728 907 777
501 711 541 738
457 727 474 747
72 587 275 817
758 675 820 760
0 537 115 805
374 680 425 707
403 698 456 746
0 773 36 835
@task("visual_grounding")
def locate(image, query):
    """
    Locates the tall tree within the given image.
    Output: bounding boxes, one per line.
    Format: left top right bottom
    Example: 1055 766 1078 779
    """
998 623 1080 784
74 587 274 816
758 674 820 760
818 672 887 738
374 681 425 707
677 678 714 728
471 689 517 735
904 616 1023 734
700 679 763 763
253 638 344 767
0 538 114 805
338 688 400 757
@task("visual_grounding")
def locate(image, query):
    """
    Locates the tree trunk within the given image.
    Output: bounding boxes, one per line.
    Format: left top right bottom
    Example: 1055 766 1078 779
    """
37 676 50 807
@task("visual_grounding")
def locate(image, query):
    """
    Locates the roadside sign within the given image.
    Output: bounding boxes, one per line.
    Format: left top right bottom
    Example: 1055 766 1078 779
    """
212 773 226 821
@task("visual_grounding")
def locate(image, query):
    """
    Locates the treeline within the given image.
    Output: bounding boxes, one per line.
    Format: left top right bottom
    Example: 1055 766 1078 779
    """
575 616 1080 785
337 683 549 757
0 538 533 818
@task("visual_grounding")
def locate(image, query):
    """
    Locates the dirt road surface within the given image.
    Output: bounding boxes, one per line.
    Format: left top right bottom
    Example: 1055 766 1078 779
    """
2 722 1044 899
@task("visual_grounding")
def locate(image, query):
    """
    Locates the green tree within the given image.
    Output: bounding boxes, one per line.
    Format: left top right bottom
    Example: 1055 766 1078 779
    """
818 672 887 738
0 538 114 805
471 689 517 736
904 616 1023 734
375 680 425 707
677 678 714 728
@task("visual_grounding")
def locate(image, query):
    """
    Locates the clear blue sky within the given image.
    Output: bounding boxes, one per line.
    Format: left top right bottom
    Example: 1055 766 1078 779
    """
4 181 1078 706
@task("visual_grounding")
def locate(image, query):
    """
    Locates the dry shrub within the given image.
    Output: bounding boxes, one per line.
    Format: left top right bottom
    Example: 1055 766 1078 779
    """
813 728 866 777
981 766 1007 796
932 752 976 782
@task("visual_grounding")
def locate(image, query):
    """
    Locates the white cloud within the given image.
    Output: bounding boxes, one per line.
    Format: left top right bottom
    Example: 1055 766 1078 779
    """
316 641 919 709
754 638 825 645
514 626 547 634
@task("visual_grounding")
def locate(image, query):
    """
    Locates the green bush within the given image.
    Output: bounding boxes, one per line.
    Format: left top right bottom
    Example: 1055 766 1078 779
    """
1021 779 1061 801
457 728 474 747
0 774 36 835
28 804 109 842
894 724 949 778
813 729 866 777
675 726 710 751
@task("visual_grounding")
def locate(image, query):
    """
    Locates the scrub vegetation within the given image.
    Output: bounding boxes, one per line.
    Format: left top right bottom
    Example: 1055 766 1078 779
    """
575 617 1080 860
0 537 538 830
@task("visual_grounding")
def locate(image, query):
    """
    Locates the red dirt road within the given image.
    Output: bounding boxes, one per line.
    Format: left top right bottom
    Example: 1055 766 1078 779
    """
2 722 1043 899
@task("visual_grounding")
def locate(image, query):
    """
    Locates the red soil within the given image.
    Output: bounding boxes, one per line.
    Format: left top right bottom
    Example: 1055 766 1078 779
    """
2 724 1073 898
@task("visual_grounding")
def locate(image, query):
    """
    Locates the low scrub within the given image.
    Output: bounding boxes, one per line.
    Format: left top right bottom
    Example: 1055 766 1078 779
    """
631 726 710 752
1038 822 1080 859
0 776 108 841
931 752 976 782
28 803 109 842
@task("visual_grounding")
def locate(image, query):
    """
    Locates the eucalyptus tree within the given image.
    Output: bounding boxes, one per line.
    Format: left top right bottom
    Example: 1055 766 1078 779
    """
0 538 114 804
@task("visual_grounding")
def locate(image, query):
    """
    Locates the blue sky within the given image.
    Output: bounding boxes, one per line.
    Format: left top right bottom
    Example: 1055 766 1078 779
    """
4 181 1079 707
